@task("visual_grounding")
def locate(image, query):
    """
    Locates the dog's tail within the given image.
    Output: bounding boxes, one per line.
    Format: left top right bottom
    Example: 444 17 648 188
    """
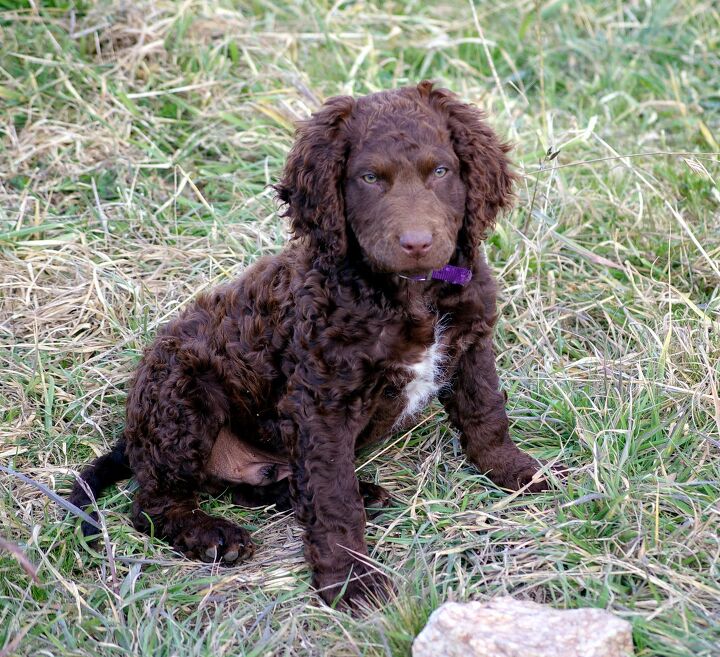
68 437 132 536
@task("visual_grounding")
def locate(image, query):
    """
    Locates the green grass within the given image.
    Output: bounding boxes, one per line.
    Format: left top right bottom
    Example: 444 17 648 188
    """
1 0 719 655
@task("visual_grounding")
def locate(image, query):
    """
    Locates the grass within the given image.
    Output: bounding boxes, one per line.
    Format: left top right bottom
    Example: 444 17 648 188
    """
1 0 719 655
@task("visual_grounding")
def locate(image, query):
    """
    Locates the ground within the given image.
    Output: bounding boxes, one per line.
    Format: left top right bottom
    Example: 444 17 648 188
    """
0 1 719 656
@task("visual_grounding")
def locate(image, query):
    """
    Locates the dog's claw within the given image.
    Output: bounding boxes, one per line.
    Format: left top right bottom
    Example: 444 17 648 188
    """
223 549 239 562
203 546 218 562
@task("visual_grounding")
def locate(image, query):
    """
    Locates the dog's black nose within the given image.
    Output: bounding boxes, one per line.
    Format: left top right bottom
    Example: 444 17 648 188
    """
399 230 433 257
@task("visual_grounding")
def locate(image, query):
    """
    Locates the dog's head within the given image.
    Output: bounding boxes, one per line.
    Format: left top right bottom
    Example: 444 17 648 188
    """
276 82 515 273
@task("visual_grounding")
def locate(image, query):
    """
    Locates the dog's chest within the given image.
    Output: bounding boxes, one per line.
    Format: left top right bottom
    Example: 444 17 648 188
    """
396 324 446 423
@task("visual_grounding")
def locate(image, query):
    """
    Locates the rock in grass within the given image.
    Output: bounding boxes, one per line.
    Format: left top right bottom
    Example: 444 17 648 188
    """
412 597 634 657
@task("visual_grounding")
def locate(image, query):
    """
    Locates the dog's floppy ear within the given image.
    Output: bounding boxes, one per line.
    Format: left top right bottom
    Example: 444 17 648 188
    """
419 81 516 258
276 95 355 268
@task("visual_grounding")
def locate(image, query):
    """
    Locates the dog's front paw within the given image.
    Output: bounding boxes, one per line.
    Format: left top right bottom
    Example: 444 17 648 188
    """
512 463 549 492
505 458 568 492
316 565 392 613
175 515 255 565
473 444 552 493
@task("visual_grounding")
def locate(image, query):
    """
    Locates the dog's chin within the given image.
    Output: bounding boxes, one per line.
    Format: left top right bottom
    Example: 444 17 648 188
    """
362 247 453 277
365 259 443 277
397 266 437 277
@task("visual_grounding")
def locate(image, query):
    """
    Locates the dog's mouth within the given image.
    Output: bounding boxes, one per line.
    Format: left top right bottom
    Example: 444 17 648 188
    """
394 251 453 276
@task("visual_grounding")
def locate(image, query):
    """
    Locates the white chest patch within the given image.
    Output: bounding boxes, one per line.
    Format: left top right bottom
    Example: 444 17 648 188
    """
396 324 446 425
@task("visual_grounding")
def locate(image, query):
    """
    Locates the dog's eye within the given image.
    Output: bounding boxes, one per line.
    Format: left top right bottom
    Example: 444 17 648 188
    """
434 166 449 178
362 173 378 184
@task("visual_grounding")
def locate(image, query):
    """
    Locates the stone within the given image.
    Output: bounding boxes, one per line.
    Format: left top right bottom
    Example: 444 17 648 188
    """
412 597 634 657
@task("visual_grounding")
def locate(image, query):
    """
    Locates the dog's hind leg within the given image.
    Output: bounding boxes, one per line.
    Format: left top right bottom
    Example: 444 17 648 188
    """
126 349 256 564
128 431 256 564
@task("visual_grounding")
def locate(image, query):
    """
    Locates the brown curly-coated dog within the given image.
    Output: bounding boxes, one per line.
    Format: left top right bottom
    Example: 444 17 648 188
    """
69 81 549 610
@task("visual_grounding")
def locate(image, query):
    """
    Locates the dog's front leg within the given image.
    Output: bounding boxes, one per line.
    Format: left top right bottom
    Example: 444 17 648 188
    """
279 377 389 610
441 337 548 492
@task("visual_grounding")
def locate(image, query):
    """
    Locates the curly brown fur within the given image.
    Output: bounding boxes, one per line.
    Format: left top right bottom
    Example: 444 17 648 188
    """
69 81 549 610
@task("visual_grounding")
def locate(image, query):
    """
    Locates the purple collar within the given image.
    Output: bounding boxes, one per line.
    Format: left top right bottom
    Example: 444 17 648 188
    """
397 265 472 286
